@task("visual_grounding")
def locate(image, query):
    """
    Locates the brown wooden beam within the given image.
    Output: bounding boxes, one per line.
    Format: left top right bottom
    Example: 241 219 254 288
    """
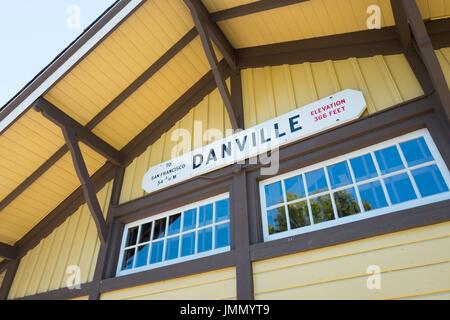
399 0 450 122
0 260 8 273
99 251 235 294
34 98 123 166
15 281 92 300
88 166 125 300
231 69 244 128
391 0 433 93
184 0 240 129
0 259 20 300
211 0 307 22
62 127 109 244
427 18 450 49
184 0 237 70
391 0 412 49
0 243 18 260
232 170 254 299
237 26 403 68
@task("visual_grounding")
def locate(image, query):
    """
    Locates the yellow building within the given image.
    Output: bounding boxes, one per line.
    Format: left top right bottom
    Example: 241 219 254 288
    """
1 0 450 300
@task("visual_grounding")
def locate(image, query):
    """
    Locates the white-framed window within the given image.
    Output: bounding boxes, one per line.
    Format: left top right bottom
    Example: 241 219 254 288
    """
117 193 231 276
259 129 450 242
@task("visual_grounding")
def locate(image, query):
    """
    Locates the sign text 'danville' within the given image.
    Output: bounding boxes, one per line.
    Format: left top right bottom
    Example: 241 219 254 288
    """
142 89 367 194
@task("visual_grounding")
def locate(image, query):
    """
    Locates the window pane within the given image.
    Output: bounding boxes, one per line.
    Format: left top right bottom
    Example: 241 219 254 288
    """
412 165 449 197
284 175 305 201
135 245 149 268
125 226 138 247
216 199 230 222
139 222 152 243
384 173 417 204
306 168 328 195
310 195 334 224
358 181 388 211
183 208 197 231
150 241 164 264
267 207 288 235
197 228 213 253
181 232 196 257
121 248 135 270
288 201 310 229
165 237 179 261
400 137 433 167
215 223 230 249
334 188 361 218
350 154 378 182
327 161 352 189
153 218 166 240
198 204 213 227
168 213 181 236
375 146 404 174
264 182 284 207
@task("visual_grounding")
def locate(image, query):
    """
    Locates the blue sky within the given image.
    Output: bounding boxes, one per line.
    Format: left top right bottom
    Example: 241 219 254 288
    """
0 0 115 108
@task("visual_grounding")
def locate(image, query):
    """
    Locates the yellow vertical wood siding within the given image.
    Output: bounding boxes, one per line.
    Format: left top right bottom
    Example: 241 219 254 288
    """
241 54 423 128
119 84 232 203
100 268 236 300
7 181 113 299
253 221 450 300
436 47 450 89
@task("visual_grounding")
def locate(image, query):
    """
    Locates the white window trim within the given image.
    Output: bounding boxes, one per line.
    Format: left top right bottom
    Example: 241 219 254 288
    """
117 193 231 277
259 129 450 242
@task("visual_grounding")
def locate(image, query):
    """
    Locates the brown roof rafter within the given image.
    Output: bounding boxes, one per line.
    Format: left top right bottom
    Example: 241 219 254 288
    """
398 0 450 122
184 0 237 70
0 259 19 300
427 18 450 49
34 98 124 166
211 0 307 22
62 127 109 244
235 19 450 69
390 0 433 93
33 98 124 244
184 0 242 129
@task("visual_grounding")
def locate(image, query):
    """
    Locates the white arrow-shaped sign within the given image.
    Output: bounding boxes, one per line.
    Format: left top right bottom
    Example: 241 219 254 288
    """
142 89 367 194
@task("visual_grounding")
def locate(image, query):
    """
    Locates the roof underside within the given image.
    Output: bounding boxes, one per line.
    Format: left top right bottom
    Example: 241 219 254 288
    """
0 0 449 246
